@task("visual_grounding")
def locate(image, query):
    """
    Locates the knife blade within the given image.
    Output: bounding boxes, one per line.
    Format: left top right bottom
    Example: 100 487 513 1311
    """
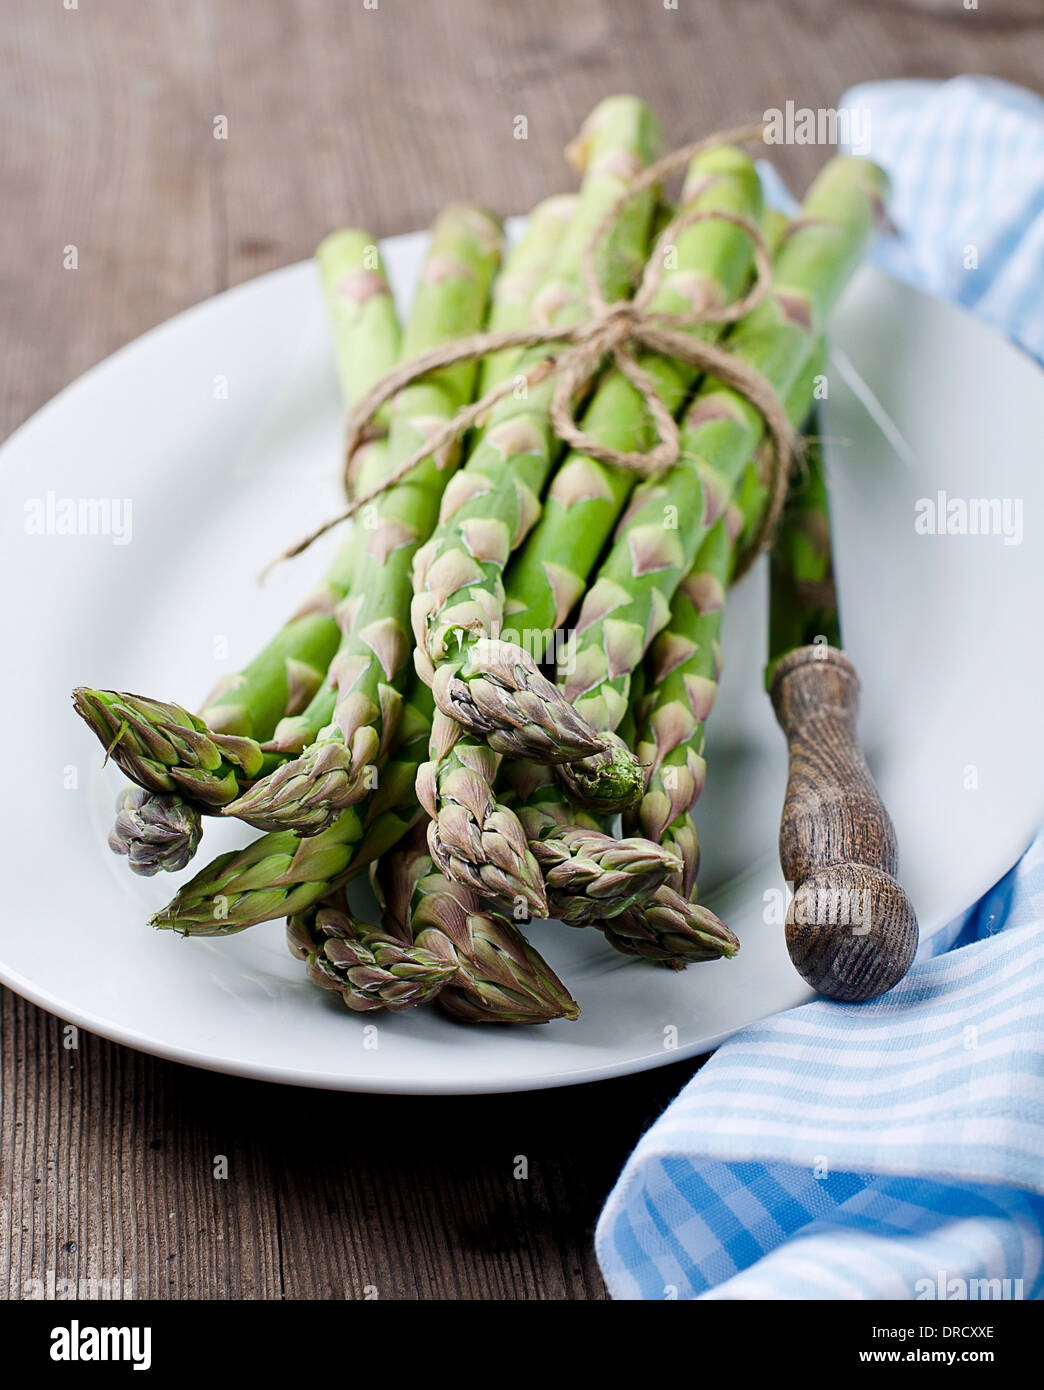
766 420 918 1002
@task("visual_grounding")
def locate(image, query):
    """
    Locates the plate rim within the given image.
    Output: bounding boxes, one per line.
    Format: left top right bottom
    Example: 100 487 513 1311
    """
0 952 800 1095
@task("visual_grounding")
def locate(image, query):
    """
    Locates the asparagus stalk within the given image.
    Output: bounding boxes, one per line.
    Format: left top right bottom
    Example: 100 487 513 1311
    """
224 205 503 834
626 344 827 898
73 607 355 809
343 678 435 876
206 226 406 737
412 96 662 759
318 227 403 468
765 409 839 684
287 898 457 1012
74 230 404 818
105 231 406 875
556 156 889 812
478 193 580 396
499 144 763 666
72 688 278 809
609 207 796 890
376 831 580 1024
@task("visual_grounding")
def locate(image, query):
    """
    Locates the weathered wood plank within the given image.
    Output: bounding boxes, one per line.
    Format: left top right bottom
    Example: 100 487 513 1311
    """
0 990 284 1299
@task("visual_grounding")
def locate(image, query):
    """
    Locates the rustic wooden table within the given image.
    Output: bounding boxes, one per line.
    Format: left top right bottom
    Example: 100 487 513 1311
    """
2 0 1037 1300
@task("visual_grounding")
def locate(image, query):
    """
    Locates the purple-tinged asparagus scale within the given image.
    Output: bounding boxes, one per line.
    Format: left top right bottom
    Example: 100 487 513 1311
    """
109 787 202 876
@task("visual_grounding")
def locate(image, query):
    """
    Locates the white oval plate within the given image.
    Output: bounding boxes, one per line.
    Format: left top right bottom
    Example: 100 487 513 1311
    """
2 231 1042 1093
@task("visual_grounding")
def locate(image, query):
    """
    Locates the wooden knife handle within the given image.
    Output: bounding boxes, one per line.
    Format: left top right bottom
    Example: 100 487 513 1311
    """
769 645 918 1002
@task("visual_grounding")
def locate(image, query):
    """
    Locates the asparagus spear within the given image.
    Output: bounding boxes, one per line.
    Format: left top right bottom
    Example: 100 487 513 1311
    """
376 830 580 1024
478 193 580 397
72 604 357 807
318 227 403 464
72 688 278 809
287 899 457 1012
413 96 662 760
207 225 405 737
611 206 797 892
498 759 681 927
604 885 739 966
224 205 503 834
103 233 404 875
499 144 763 666
343 678 435 876
262 204 569 764
556 156 889 812
151 805 367 935
109 785 203 876
626 344 827 898
74 229 404 815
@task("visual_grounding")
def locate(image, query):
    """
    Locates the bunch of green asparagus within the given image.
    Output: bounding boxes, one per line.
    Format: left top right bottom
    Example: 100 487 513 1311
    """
73 96 887 1025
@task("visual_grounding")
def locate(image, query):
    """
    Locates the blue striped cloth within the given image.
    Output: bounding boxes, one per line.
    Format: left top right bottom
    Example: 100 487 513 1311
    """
596 77 1044 1302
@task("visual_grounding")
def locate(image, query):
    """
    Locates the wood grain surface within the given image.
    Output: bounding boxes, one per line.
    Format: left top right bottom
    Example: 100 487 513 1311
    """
2 0 1037 1301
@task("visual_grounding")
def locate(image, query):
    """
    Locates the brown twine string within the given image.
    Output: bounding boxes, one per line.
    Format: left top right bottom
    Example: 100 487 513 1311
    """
274 121 795 578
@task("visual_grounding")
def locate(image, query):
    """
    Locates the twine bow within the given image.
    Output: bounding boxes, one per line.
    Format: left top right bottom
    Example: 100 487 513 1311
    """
278 122 796 577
